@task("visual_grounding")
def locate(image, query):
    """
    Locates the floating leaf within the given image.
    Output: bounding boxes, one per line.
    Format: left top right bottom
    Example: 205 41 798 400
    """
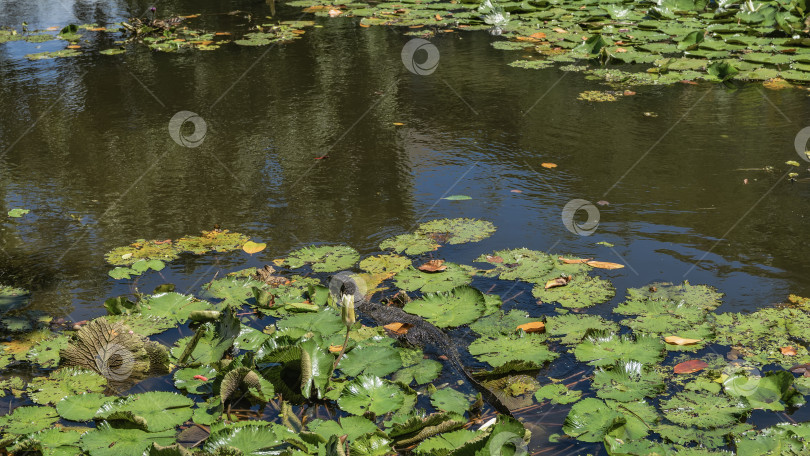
516 322 545 333
673 359 708 374
7 208 30 218
442 195 472 201
402 285 485 328
665 336 702 346
338 375 405 416
242 241 267 254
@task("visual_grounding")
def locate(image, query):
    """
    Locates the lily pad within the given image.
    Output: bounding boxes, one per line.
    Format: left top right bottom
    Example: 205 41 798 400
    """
532 275 615 308
285 245 360 272
402 285 485 327
338 375 405 416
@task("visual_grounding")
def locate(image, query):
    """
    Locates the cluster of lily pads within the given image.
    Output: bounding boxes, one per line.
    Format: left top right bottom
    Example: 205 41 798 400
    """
0 17 315 60
288 0 810 86
1 218 810 454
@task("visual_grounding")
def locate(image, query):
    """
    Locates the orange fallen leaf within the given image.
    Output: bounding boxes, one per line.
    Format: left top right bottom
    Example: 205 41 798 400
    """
360 23 370 27
434 14 442 20
441 29 454 33
182 14 201 18
516 322 545 333
67 44 80 49
673 359 708 374
530 32 547 40
545 275 572 289
586 261 625 270
665 336 702 346
215 32 231 36
486 255 504 263
419 259 447 272
88 27 107 32
552 27 567 34
615 47 628 53
541 163 557 168
154 239 172 245
510 189 522 193
438 355 449 360
782 346 798 356
384 322 413 335
329 9 343 16
328 345 343 353
292 30 306 35
558 256 592 264
392 122 405 126
623 90 636 96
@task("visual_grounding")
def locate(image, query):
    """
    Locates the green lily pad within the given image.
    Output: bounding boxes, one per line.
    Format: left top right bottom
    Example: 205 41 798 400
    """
430 388 469 415
379 233 439 255
7 208 30 217
534 383 582 405
0 405 59 436
469 333 557 367
56 393 115 422
338 345 403 377
415 218 496 244
574 331 665 367
96 391 194 432
27 368 107 405
402 285 485 327
80 422 176 456
660 389 749 429
532 275 615 308
338 375 405 416
393 263 474 293
285 245 360 272
592 361 665 402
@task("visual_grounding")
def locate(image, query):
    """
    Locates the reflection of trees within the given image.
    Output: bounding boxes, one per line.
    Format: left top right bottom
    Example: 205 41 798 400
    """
0 3 420 312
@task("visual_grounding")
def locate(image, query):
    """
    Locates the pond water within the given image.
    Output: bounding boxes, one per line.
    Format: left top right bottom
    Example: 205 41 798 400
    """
3 0 810 452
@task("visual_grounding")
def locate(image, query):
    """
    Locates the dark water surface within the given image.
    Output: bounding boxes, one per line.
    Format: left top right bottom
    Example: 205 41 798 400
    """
2 0 810 450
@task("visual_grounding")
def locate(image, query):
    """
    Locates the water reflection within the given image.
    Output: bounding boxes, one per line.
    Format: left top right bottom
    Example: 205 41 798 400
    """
0 0 809 324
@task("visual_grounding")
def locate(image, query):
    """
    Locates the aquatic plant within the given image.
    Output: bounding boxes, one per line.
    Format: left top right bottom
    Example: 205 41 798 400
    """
3 218 810 454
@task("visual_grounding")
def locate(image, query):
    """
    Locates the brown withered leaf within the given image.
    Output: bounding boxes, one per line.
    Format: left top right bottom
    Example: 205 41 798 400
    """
586 261 625 270
418 259 447 272
558 256 592 264
384 322 413 335
545 275 572 289
486 255 504 263
781 346 798 356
